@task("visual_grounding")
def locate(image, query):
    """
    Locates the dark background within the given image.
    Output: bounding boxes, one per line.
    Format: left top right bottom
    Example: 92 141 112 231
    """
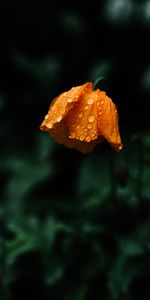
0 1 150 299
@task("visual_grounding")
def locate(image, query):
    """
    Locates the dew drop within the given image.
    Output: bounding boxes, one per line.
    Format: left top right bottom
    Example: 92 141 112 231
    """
88 115 95 123
47 122 53 129
80 134 85 141
56 116 62 122
87 98 94 105
70 132 76 138
79 112 83 118
88 123 93 129
101 100 104 105
85 136 91 142
85 105 89 110
45 114 49 119
67 98 73 103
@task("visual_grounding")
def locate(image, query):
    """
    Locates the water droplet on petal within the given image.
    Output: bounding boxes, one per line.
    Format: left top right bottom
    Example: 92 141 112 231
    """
47 122 53 129
88 115 95 123
70 132 76 138
80 135 85 141
87 98 94 105
88 123 93 129
56 116 62 122
45 114 49 119
79 112 83 118
67 98 73 103
85 105 89 110
85 136 91 142
101 100 104 105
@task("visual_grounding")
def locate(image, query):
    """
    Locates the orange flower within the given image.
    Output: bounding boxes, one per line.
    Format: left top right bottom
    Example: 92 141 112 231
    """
39 82 123 153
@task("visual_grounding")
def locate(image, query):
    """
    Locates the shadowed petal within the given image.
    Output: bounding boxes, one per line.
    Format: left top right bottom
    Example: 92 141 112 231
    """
48 120 103 153
97 92 123 151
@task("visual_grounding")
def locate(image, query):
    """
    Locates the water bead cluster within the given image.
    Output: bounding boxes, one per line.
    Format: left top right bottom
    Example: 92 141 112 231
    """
40 82 123 153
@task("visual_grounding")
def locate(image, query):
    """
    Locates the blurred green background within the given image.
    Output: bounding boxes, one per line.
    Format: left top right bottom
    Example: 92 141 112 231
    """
0 1 150 299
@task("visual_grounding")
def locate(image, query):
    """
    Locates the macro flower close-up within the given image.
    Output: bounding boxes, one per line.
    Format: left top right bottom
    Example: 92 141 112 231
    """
40 82 123 153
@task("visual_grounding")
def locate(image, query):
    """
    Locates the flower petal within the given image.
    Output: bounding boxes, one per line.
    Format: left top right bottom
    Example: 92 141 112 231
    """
40 82 92 132
97 91 123 151
65 90 100 143
48 120 103 153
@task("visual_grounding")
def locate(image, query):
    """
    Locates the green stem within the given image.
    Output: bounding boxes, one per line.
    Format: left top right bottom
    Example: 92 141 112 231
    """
93 76 106 90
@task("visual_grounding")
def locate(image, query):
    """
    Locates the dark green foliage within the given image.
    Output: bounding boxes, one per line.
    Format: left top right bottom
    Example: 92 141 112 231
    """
0 1 150 299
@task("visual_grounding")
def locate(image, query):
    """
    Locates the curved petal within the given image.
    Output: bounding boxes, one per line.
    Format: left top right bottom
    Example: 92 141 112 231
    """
40 82 92 132
65 89 100 143
97 91 123 151
48 120 103 153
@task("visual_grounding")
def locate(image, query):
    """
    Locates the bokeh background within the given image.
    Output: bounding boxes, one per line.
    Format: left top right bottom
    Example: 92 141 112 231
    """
1 1 150 299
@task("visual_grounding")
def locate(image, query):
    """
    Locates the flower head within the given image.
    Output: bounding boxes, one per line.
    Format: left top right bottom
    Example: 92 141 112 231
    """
39 82 123 153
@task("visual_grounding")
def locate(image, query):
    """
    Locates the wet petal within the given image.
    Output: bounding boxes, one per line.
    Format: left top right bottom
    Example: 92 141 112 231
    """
40 82 92 132
97 91 123 151
65 90 99 143
47 119 103 153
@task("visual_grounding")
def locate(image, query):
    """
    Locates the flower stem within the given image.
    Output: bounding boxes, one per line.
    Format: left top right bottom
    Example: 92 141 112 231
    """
93 76 106 90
